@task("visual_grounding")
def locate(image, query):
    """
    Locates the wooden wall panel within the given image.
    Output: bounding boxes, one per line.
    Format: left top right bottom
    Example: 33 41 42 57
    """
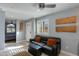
56 26 76 32
56 16 76 25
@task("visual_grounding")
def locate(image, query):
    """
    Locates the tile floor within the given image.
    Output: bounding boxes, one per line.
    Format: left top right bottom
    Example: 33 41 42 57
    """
0 41 68 56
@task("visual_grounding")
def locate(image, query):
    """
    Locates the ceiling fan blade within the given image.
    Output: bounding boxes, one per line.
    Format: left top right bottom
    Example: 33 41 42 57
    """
45 4 56 8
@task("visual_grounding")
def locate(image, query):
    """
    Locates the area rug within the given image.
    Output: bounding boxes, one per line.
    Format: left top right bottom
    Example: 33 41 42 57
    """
13 51 32 56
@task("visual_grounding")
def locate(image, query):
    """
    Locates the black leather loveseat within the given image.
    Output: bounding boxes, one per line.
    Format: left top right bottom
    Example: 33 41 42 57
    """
29 35 61 56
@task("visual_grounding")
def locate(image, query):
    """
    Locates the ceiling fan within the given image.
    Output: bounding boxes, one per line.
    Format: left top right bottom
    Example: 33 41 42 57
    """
33 3 56 10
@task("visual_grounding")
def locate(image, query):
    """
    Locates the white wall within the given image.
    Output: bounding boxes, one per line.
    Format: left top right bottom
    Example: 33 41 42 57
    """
35 6 79 55
0 9 5 50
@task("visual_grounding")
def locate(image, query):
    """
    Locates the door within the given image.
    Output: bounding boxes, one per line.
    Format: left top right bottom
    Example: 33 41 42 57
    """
26 22 32 41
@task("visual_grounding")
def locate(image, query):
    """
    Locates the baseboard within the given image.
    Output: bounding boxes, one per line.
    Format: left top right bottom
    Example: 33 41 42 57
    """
61 50 77 56
16 40 27 43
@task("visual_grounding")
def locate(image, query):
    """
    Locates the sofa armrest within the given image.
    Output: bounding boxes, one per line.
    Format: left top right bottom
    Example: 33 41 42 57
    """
52 45 56 48
52 45 61 55
30 39 35 42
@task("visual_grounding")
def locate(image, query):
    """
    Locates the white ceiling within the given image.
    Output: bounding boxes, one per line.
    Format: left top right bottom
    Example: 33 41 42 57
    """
0 3 79 20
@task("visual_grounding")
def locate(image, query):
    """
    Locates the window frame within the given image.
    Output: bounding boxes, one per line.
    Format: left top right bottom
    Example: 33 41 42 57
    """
36 19 49 35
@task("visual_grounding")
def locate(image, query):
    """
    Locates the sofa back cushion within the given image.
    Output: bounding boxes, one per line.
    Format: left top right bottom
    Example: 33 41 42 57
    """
35 35 41 42
41 36 48 43
47 39 57 46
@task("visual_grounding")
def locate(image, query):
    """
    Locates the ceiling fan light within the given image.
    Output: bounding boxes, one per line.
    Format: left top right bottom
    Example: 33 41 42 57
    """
39 3 45 8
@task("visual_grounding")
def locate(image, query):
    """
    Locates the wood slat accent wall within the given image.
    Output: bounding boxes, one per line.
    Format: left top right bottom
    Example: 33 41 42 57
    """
56 26 76 32
56 16 76 25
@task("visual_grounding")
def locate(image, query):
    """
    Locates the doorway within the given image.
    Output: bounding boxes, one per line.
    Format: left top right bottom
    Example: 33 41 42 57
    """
5 20 16 45
26 22 32 42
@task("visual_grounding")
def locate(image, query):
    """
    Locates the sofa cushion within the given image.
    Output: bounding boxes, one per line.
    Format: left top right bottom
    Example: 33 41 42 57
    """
32 41 45 46
41 36 48 41
35 36 41 42
47 39 57 46
43 45 52 50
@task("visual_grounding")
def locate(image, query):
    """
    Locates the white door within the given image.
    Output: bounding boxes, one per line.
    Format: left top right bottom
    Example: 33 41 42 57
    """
26 22 32 41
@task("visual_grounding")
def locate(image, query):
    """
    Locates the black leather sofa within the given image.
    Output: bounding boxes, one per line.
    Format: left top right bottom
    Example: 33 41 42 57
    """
29 35 61 56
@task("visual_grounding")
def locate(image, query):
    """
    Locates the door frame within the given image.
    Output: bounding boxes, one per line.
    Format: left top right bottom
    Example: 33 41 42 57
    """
26 21 32 41
5 20 16 43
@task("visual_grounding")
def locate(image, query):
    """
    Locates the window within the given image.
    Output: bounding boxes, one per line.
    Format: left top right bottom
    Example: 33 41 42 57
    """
36 19 49 34
37 21 43 33
43 21 48 33
6 24 16 33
